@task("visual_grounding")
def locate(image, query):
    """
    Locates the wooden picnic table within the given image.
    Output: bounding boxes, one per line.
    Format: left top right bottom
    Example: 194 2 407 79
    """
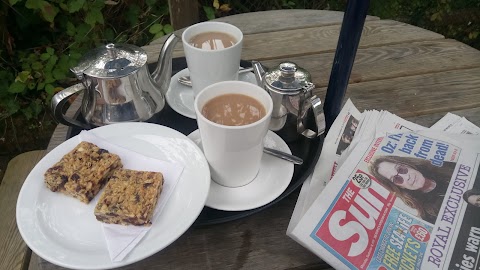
3 9 480 270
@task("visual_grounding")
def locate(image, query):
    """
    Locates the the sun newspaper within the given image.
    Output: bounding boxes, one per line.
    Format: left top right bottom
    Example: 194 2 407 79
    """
288 102 480 270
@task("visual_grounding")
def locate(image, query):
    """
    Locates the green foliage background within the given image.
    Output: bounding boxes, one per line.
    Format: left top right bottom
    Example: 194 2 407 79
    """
1 0 173 123
0 0 479 154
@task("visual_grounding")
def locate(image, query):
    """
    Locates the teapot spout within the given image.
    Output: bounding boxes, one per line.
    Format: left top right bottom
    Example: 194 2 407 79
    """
251 60 266 87
151 33 179 94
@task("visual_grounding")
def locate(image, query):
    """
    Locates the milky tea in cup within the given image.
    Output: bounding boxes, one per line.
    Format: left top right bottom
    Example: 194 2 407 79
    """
201 94 266 126
188 32 237 50
182 22 243 98
194 81 273 187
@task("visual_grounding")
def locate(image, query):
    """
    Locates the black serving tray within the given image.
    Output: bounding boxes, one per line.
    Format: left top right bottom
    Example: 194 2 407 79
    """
65 57 324 226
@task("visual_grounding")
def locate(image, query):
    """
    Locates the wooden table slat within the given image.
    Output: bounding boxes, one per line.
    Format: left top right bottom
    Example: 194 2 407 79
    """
260 39 480 87
144 19 445 63
313 67 480 118
406 106 480 128
149 9 380 45
1 150 45 270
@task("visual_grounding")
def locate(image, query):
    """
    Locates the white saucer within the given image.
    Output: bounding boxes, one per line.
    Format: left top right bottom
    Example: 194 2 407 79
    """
166 68 258 119
187 129 294 211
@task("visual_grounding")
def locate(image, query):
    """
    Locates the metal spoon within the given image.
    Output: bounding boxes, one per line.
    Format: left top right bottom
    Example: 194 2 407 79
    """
178 67 254 87
263 147 303 165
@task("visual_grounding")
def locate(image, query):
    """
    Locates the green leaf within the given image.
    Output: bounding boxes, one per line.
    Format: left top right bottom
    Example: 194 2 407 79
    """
104 28 114 42
66 22 76 36
203 6 216 20
163 24 174 34
28 53 37 61
9 0 21 5
40 2 58 23
37 82 46 91
46 47 55 55
52 68 67 80
28 82 36 90
152 31 165 40
45 55 58 71
9 81 27 93
16 71 31 83
59 2 68 11
149 23 163 34
44 74 55 84
67 0 85 13
85 8 104 26
32 99 43 115
33 71 42 78
45 84 55 95
0 71 14 91
91 0 105 9
40 53 50 61
4 99 20 116
32 61 44 70
57 55 70 71
22 107 33 120
74 23 91 42
25 0 42 9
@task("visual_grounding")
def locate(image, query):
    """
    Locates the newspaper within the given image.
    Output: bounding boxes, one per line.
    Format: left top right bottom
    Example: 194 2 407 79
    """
288 101 480 269
288 102 425 232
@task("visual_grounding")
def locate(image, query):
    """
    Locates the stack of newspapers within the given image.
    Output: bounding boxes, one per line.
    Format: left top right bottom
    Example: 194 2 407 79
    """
287 99 480 270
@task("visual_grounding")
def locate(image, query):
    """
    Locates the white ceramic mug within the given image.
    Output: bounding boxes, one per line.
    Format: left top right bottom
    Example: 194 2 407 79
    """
194 81 273 187
182 22 243 98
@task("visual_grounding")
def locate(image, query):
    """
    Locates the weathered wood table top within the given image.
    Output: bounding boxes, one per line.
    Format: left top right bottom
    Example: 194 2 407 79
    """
25 9 480 270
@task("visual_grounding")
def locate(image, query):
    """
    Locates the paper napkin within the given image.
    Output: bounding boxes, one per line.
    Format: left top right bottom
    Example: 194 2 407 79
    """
79 131 184 262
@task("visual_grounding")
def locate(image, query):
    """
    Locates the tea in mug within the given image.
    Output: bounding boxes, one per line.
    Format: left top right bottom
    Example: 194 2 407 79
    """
189 31 237 50
202 94 266 126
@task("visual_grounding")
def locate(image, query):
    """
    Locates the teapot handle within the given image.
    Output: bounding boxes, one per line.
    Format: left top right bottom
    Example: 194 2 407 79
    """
298 94 326 138
51 83 91 129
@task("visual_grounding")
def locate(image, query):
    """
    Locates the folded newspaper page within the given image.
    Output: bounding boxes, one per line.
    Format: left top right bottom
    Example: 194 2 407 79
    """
289 125 480 269
431 113 480 135
431 113 462 131
289 101 426 233
288 100 362 233
303 100 362 211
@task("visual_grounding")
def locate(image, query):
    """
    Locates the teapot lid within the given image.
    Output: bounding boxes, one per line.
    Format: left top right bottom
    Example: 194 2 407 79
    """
264 62 312 95
72 43 147 79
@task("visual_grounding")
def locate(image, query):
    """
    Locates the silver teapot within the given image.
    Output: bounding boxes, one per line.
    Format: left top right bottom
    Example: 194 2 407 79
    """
252 61 325 141
51 34 179 129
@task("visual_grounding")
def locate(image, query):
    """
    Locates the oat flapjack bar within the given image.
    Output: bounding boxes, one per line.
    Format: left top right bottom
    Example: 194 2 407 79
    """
44 141 122 203
94 168 164 226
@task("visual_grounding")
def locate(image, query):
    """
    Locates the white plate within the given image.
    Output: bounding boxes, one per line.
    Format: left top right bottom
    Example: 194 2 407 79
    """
16 123 211 270
166 68 258 119
188 129 294 211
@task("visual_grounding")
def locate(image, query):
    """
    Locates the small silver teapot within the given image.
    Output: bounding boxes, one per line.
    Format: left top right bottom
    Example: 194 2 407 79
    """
51 34 179 129
252 61 325 141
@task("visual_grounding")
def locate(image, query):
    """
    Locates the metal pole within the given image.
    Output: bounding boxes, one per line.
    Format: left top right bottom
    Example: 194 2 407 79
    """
323 0 370 132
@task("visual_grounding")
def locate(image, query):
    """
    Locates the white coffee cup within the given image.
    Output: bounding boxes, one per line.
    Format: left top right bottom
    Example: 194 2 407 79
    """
182 22 243 98
194 81 273 187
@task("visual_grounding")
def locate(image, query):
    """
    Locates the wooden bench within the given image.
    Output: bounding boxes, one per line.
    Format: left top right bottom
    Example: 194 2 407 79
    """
0 150 45 270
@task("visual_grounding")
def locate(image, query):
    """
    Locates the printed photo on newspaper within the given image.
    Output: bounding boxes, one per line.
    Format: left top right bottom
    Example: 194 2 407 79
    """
288 101 427 233
289 112 480 270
